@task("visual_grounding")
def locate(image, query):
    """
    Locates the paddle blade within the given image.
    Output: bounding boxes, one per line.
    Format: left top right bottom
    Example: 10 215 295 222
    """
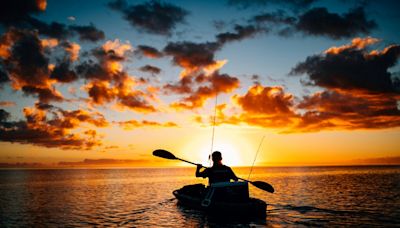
153 149 177 160
251 181 275 193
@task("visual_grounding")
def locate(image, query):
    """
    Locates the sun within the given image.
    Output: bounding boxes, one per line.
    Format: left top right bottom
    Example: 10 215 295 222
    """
199 142 242 167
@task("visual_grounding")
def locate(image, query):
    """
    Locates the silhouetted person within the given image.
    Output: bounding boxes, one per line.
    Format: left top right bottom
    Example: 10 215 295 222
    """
196 151 238 184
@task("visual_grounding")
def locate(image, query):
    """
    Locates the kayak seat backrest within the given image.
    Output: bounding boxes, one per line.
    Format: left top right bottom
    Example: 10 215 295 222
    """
209 181 249 202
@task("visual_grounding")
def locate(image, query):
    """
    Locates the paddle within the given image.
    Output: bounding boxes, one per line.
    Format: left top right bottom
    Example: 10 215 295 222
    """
153 149 274 193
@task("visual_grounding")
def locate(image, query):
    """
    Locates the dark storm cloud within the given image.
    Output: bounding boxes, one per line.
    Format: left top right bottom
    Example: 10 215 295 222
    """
295 7 377 39
108 0 189 35
139 65 161 75
135 45 163 58
290 41 400 94
69 24 105 42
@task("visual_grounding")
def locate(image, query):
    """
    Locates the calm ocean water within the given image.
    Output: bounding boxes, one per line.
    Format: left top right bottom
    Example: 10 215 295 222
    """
0 166 399 227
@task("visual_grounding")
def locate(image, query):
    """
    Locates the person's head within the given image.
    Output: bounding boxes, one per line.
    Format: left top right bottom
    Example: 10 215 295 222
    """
211 151 222 164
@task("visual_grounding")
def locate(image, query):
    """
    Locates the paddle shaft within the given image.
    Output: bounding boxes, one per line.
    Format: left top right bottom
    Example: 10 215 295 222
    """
238 177 253 183
177 158 200 166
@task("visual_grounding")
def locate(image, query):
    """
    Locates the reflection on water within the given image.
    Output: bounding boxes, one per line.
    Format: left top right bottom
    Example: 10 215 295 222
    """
0 166 399 227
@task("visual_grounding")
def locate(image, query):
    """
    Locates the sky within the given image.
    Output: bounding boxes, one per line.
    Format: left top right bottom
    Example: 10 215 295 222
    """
0 0 399 167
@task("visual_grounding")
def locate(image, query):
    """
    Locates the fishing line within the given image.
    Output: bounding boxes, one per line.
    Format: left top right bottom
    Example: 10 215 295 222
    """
209 92 218 166
247 135 265 180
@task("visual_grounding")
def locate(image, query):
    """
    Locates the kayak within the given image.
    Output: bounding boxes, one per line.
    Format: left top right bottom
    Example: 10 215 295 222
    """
173 182 267 217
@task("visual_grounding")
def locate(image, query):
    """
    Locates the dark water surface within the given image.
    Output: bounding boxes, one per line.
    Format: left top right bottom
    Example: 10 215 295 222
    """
0 166 399 227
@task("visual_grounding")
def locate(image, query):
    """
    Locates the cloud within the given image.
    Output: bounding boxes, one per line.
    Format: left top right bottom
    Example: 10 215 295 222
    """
163 41 221 69
0 28 65 102
116 119 178 130
0 109 10 121
135 45 163 58
351 156 400 165
58 158 168 167
0 28 86 102
252 10 296 25
0 101 16 107
294 90 400 132
0 105 108 149
216 24 266 45
212 84 298 128
21 86 63 103
139 65 161 75
0 65 9 84
0 0 47 27
234 84 295 115
108 0 188 35
288 39 400 132
0 162 47 168
295 7 377 39
0 0 104 41
227 0 316 10
291 37 400 94
50 60 78 83
76 39 157 112
167 72 240 109
246 6 376 39
61 41 81 61
203 78 400 132
69 24 105 42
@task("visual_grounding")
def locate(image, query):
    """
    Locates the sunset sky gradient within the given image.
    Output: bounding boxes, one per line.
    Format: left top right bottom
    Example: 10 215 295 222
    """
0 0 399 167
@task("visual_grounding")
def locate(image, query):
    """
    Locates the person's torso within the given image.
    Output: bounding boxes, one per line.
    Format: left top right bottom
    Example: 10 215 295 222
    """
208 165 233 183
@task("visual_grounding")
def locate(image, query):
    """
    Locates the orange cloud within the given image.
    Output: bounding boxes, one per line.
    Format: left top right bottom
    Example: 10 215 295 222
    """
324 37 379 54
167 72 240 110
77 40 157 113
102 39 132 57
0 105 108 149
116 119 178 130
36 0 47 11
64 42 80 61
41 38 58 48
234 84 295 115
0 101 16 107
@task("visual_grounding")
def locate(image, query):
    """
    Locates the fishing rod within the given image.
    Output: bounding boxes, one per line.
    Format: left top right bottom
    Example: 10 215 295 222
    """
209 92 218 166
248 135 266 180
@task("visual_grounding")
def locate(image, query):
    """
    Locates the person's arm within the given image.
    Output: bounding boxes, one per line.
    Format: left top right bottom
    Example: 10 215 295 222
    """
229 167 238 181
195 164 207 178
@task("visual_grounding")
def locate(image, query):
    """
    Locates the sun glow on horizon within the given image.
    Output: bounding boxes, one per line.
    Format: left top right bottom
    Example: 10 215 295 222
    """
197 141 243 167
